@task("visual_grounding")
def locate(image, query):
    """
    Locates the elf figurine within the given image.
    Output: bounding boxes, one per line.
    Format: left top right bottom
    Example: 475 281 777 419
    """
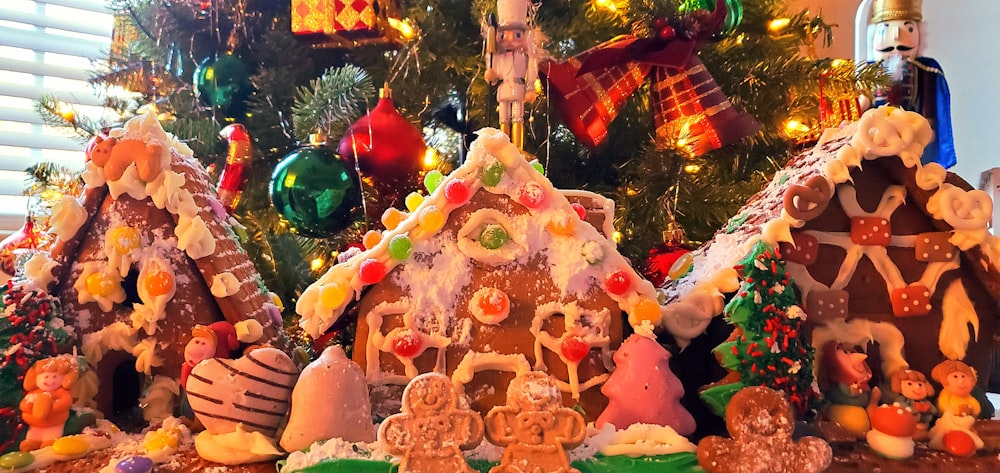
820 341 879 435
19 356 78 451
180 321 240 419
855 0 955 168
886 368 936 440
484 0 542 150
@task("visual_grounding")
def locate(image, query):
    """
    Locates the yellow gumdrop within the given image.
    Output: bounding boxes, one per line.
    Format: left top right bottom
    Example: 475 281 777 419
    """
52 436 89 456
144 429 179 452
405 192 424 212
546 213 575 236
381 208 405 231
271 292 285 311
363 230 383 249
86 272 117 297
108 226 141 253
419 206 445 233
631 298 661 327
320 283 348 309
667 253 694 280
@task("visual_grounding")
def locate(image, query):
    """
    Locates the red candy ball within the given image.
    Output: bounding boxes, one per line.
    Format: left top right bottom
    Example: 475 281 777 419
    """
560 336 590 363
358 258 387 284
444 180 470 204
652 17 669 31
392 329 422 358
657 25 676 42
942 430 977 457
605 269 631 295
571 203 586 220
518 182 546 208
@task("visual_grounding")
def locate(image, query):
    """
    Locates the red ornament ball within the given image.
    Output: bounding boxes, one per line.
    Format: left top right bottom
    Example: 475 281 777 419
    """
392 329 423 358
657 25 676 42
652 17 670 31
560 336 591 362
605 269 631 295
571 203 587 220
444 180 470 204
358 258 387 284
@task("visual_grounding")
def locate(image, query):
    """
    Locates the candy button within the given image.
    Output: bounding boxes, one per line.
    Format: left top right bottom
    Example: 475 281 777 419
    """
358 258 387 284
424 170 444 193
631 298 662 326
444 180 470 204
362 230 382 249
319 283 348 309
479 224 509 250
419 206 446 233
52 436 89 456
116 455 154 473
560 336 590 363
0 451 34 469
388 234 413 260
404 192 424 212
481 160 505 187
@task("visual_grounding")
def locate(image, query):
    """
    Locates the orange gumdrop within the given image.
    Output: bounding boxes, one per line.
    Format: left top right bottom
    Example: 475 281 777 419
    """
477 287 510 316
144 271 174 297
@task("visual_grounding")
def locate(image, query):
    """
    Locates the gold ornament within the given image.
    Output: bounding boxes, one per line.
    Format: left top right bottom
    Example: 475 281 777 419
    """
872 0 922 23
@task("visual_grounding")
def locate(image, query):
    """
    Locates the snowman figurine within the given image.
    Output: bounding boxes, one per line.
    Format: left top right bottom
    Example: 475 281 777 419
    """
484 0 541 150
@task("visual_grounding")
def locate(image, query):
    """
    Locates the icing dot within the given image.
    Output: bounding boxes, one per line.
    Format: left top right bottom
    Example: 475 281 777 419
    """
0 452 33 469
924 238 930 243
872 226 879 231
859 219 865 225
925 304 932 310
901 293 908 300
605 270 631 295
581 241 605 265
444 180 470 204
52 436 88 456
481 160 505 186
358 259 387 284
320 283 348 308
388 234 413 260
479 224 509 250
116 456 154 473
392 329 423 358
922 252 929 258
405 192 424 212
363 230 382 249
560 336 590 363
883 232 889 238
923 291 930 297
144 271 174 297
518 182 546 208
419 205 446 233
934 245 940 250
424 170 444 193
571 203 587 220
946 252 953 258
382 208 405 231
86 272 118 297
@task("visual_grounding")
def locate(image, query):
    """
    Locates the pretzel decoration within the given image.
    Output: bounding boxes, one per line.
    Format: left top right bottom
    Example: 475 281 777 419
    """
783 175 834 222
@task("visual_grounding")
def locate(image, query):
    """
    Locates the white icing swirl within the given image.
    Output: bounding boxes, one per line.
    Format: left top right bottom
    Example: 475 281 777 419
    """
81 321 137 365
106 164 149 201
914 162 947 191
132 337 163 375
141 376 180 424
599 423 696 457
50 196 87 241
176 215 216 259
23 253 58 288
81 161 106 188
234 319 264 344
211 272 241 298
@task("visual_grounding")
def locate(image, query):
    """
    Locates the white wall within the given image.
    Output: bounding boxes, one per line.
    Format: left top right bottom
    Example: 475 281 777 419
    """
790 0 1000 187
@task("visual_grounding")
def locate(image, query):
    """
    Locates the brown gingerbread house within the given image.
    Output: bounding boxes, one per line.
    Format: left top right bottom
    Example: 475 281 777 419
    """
660 107 1000 397
296 128 661 420
23 114 282 424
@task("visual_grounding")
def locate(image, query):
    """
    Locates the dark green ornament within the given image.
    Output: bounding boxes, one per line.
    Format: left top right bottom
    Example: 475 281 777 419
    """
269 143 363 238
193 54 251 110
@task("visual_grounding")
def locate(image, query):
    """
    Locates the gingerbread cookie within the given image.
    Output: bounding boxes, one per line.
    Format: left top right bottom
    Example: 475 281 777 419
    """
485 371 586 473
378 372 484 473
697 386 831 473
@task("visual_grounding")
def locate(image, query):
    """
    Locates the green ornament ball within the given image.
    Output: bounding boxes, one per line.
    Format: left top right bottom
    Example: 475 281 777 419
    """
479 224 509 249
481 160 505 187
388 234 412 260
424 170 444 194
269 144 363 238
193 54 251 110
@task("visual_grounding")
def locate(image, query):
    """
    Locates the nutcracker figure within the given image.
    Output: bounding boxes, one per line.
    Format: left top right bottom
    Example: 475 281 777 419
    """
855 0 955 168
484 0 542 150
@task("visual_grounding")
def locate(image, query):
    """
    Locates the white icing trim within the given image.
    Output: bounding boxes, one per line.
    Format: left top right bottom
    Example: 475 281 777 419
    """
50 195 87 241
811 318 907 380
530 301 612 399
939 279 980 361
451 351 532 393
455 208 528 265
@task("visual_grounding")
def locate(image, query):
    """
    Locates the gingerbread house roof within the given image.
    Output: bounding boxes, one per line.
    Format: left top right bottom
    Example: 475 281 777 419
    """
659 107 1000 349
296 128 660 338
23 114 281 366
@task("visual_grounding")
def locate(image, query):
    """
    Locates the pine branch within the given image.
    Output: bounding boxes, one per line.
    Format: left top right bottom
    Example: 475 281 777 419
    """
291 65 376 142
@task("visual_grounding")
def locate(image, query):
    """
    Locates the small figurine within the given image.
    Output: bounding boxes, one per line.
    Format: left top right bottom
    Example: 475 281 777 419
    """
19 355 78 451
180 322 240 419
886 368 936 439
485 371 586 473
379 372 484 473
931 359 981 418
820 341 878 435
928 410 983 457
483 0 542 150
697 386 832 473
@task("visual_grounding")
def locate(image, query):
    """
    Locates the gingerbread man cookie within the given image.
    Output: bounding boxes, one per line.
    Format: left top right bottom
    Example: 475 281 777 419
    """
378 372 484 473
697 386 831 473
485 371 586 473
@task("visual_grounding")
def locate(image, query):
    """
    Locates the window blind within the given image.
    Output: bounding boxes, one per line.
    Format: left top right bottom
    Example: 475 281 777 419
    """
0 0 113 233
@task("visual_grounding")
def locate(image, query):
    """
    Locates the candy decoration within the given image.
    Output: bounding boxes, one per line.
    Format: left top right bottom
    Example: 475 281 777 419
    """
631 298 662 326
143 270 175 297
0 452 33 469
0 216 41 275
270 138 363 238
481 160 505 187
116 455 154 473
217 124 253 213
667 252 694 280
581 241 605 265
530 161 544 174
571 203 587 220
547 213 575 236
109 226 141 253
942 430 977 457
381 208 405 230
338 85 425 224
605 270 631 295
444 180 471 204
358 258 387 284
193 54 251 111
560 336 591 363
87 272 119 297
363 230 382 249
419 206 446 233
479 224 509 250
517 182 545 208
471 287 510 325
388 234 412 260
51 436 88 455
392 329 422 358
405 192 424 212
424 170 444 193
320 283 349 308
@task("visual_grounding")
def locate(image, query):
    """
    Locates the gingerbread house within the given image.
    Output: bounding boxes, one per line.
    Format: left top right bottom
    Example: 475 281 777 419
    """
660 107 1000 398
22 114 283 425
296 128 661 420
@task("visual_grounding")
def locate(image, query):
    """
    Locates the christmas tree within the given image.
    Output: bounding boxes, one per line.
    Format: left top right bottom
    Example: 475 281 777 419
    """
33 0 882 335
700 240 820 419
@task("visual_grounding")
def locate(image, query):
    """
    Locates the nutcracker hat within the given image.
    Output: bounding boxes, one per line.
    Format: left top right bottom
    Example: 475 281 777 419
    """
872 0 922 23
496 0 530 28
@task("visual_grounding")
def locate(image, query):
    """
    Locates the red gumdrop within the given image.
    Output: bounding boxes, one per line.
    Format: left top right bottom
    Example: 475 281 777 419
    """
571 203 587 220
358 258 387 284
444 180 470 204
518 182 546 208
942 430 977 457
605 269 631 295
392 330 422 358
561 336 591 363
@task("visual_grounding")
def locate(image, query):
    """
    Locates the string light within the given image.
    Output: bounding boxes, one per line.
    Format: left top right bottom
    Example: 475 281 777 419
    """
768 18 791 34
592 0 619 13
612 230 623 243
56 101 75 125
422 147 440 168
311 258 325 271
388 18 415 40
683 164 701 174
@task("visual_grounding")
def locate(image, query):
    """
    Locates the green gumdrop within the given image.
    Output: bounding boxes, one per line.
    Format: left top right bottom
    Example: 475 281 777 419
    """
481 160 505 187
530 160 544 174
424 170 444 193
581 240 605 265
479 224 509 250
0 451 34 469
388 234 412 260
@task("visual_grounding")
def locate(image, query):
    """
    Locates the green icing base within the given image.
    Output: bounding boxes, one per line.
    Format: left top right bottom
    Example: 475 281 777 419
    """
291 453 700 473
